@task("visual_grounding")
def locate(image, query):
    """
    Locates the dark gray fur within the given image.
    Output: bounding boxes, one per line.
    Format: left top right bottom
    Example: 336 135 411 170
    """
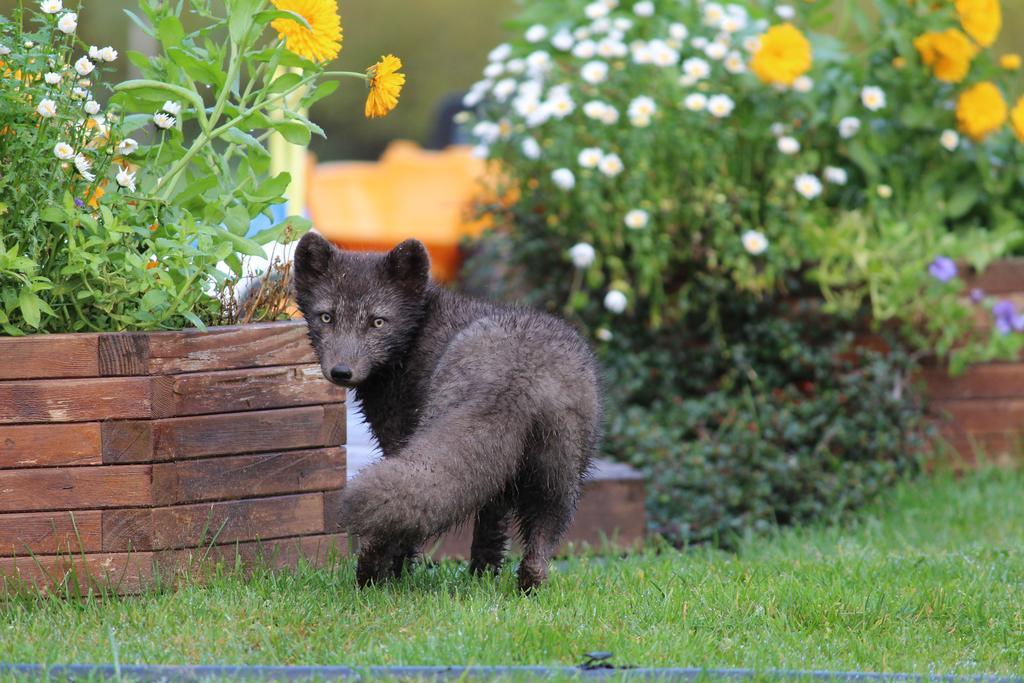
293 233 603 591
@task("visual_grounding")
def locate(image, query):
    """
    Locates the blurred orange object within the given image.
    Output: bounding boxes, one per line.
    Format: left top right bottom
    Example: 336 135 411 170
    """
307 140 491 282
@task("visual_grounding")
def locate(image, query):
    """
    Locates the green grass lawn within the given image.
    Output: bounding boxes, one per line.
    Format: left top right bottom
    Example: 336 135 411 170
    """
1 469 1022 676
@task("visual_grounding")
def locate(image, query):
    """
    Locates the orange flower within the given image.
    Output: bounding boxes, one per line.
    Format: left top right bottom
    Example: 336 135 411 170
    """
956 82 1007 141
913 29 978 83
84 181 107 209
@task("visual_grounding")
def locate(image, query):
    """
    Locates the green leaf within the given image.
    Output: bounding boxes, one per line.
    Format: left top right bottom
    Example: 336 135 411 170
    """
183 311 207 330
267 71 303 95
302 80 339 108
945 184 980 220
846 142 880 180
222 231 267 258
121 113 153 135
229 0 265 43
249 47 317 72
168 46 225 87
157 15 186 48
249 216 313 244
223 127 269 156
114 79 205 114
272 120 311 146
18 290 41 328
253 9 312 30
39 207 66 223
246 172 291 203
223 205 252 235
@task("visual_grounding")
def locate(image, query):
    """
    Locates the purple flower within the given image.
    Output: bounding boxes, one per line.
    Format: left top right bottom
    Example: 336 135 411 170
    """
928 256 957 283
992 299 1024 336
74 197 85 208
970 288 985 304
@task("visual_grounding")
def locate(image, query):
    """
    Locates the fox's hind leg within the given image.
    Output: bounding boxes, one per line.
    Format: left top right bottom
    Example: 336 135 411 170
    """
469 496 512 576
515 485 579 593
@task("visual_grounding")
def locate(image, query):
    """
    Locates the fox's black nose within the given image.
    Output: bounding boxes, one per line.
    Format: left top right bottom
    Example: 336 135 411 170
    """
330 364 353 383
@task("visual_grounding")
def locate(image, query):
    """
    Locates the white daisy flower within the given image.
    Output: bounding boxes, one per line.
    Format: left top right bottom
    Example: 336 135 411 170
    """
74 153 95 182
36 98 58 118
877 184 893 199
153 112 176 129
506 59 526 74
23 41 34 49
572 39 598 59
472 121 500 144
578 147 604 169
525 24 548 43
720 15 746 33
521 137 542 160
584 1 610 20
795 173 823 199
0 46 10 56
628 96 656 118
488 44 512 62
83 100 100 115
552 29 575 51
778 136 800 155
633 1 654 16
57 12 77 34
704 41 728 61
703 2 726 27
471 145 489 160
40 0 61 14
581 60 609 84
526 50 552 75
683 93 708 112
598 153 624 177
513 95 542 119
669 22 689 41
838 116 861 139
631 41 653 64
707 94 735 118
650 40 679 67
793 75 813 93
775 4 796 19
691 36 709 50
742 35 761 53
624 209 649 229
88 45 102 60
583 100 608 120
115 167 136 192
599 105 620 125
940 129 960 152
74 56 94 77
724 51 746 74
770 122 786 137
99 46 118 62
53 142 74 160
44 72 61 85
72 86 89 100
613 17 633 32
483 62 504 79
573 26 592 41
595 328 613 341
824 166 848 185
861 85 886 111
604 289 628 314
742 230 768 255
117 138 139 156
547 95 576 119
552 168 576 190
682 57 711 81
598 37 627 59
569 243 596 269
492 79 517 102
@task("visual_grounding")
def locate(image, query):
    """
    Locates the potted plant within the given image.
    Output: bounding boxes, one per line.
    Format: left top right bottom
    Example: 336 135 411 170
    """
0 0 405 594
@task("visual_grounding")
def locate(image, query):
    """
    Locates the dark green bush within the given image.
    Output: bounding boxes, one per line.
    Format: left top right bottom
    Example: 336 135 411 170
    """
459 238 930 548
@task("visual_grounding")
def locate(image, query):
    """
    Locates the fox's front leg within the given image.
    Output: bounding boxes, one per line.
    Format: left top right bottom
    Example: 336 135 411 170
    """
354 537 397 587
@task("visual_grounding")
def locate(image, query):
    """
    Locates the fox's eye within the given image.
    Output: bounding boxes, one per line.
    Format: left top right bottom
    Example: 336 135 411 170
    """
372 317 386 328
319 313 332 324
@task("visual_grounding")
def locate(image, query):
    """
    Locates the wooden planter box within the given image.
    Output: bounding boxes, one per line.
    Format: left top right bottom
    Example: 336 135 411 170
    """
921 258 1024 467
0 321 347 594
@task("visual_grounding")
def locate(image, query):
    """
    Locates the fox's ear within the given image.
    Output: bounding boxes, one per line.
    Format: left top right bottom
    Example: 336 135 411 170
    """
384 239 430 293
293 232 336 284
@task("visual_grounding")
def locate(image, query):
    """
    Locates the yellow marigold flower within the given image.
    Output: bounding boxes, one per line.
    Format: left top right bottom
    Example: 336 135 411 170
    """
750 23 812 86
1011 96 1024 143
913 29 978 83
1000 53 1021 70
956 81 1007 141
955 0 1001 47
365 54 405 119
270 0 342 63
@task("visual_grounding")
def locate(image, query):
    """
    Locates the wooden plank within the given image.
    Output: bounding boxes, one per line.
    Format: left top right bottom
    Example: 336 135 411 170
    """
921 364 1024 400
323 488 345 534
170 365 343 417
159 533 349 575
0 466 152 512
930 399 1024 434
102 509 155 553
0 510 103 555
964 259 1024 295
145 322 316 374
0 552 155 595
101 405 346 464
151 448 346 505
0 334 99 380
97 333 149 377
150 493 325 550
0 377 154 424
0 423 102 468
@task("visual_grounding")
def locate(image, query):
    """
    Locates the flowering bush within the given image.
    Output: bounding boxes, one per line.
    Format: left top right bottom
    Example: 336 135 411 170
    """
462 0 1024 370
0 0 405 335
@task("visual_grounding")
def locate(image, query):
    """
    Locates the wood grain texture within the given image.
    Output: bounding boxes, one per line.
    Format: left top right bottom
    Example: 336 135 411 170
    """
0 552 155 595
97 333 149 377
0 466 152 512
151 448 346 505
169 365 344 417
0 510 103 554
145 322 316 374
102 509 155 553
930 399 1024 434
964 258 1024 295
0 377 154 424
921 364 1024 400
0 423 102 468
101 405 347 464
150 493 326 549
160 533 349 575
0 334 99 380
